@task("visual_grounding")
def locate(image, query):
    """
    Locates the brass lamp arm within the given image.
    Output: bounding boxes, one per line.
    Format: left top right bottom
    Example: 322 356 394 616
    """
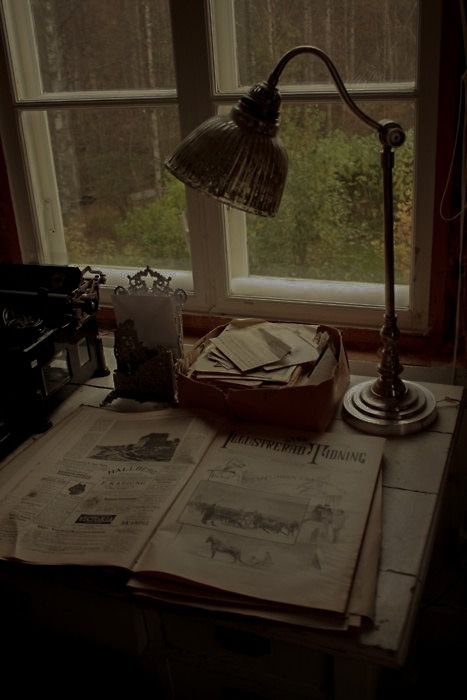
267 45 405 149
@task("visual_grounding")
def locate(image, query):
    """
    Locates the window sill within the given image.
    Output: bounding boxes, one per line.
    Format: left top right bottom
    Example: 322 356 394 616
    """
97 307 464 379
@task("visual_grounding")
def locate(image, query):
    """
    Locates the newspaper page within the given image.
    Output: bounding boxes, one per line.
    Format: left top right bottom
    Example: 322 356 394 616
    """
134 423 385 614
0 406 218 568
128 472 383 630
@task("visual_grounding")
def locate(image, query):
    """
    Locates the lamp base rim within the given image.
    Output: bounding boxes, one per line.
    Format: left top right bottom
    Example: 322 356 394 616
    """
342 379 438 437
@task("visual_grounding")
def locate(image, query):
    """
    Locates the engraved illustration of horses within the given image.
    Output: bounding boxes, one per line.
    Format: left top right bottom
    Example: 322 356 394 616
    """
205 535 243 563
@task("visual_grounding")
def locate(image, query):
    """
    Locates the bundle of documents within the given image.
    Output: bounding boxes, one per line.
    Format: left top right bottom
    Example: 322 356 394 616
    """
188 319 330 389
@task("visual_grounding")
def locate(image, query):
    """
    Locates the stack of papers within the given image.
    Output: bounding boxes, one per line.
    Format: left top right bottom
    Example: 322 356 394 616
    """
188 319 329 389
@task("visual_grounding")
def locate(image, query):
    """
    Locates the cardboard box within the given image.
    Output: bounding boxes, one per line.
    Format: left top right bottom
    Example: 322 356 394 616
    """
177 323 349 432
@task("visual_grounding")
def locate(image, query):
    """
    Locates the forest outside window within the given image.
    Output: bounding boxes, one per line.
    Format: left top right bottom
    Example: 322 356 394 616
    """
0 0 441 330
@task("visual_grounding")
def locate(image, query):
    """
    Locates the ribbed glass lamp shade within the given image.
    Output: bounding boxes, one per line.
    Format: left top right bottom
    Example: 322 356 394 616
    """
165 83 288 216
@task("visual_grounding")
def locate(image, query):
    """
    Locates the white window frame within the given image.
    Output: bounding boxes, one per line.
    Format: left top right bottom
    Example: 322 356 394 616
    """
0 0 441 331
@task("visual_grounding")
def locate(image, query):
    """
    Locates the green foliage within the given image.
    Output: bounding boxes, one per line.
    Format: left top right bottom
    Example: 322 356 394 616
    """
247 108 413 284
66 177 190 270
114 177 190 269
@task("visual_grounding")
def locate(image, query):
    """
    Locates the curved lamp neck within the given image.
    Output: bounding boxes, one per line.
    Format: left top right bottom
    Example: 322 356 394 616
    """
267 45 405 148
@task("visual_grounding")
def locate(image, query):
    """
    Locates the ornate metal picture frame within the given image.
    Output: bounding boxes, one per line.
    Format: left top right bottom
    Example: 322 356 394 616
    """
103 267 186 405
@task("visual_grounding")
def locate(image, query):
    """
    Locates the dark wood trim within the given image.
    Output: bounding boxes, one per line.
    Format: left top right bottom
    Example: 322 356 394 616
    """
0 142 21 263
428 0 465 353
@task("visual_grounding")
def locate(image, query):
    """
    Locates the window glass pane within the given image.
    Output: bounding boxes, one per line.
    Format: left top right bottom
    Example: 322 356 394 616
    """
33 105 190 270
31 0 176 92
242 100 414 285
223 0 418 89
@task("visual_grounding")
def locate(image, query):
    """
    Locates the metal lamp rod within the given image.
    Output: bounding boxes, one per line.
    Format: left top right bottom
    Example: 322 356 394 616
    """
268 46 407 402
268 46 381 132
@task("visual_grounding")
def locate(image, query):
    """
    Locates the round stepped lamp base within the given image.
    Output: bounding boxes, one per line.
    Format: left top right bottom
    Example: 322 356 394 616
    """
342 379 438 436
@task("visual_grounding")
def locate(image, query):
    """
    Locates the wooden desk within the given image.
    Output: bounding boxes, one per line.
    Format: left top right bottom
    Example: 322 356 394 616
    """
0 362 463 699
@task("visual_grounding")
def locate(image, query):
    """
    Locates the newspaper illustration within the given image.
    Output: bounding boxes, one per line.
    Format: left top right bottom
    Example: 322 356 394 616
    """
128 471 382 630
134 423 384 614
0 407 218 568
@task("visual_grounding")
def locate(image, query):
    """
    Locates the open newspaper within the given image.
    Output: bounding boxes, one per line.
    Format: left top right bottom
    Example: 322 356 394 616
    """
0 406 384 626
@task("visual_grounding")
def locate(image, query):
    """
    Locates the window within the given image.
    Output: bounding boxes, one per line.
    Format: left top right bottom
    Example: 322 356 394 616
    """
0 0 441 330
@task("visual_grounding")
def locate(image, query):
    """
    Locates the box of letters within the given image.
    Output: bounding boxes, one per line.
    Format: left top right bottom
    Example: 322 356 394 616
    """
177 319 349 432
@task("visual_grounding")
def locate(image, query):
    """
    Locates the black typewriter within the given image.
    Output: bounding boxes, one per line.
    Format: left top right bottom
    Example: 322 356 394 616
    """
0 263 109 458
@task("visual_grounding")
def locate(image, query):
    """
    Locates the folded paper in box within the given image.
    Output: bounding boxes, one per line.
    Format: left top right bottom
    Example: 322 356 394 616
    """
178 322 349 432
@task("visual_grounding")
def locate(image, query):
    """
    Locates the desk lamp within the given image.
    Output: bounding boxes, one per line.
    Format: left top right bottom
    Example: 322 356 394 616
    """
166 45 437 436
